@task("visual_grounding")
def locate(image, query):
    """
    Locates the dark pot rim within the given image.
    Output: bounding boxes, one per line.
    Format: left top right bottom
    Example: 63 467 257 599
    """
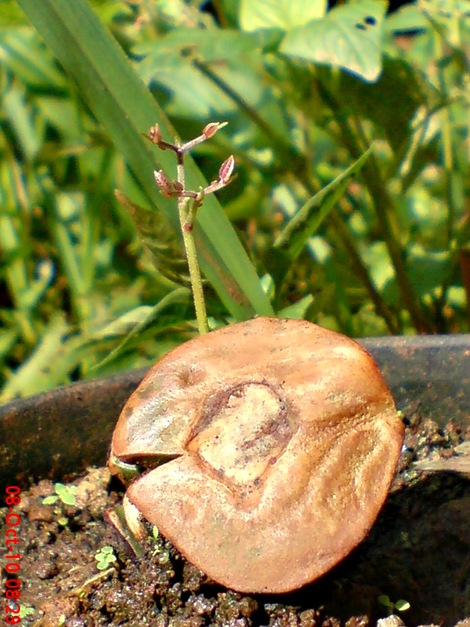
1 334 469 488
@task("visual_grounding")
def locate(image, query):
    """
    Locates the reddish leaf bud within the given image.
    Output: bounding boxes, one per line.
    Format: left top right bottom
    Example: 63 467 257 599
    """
148 124 163 145
218 155 235 183
202 121 228 139
154 170 172 197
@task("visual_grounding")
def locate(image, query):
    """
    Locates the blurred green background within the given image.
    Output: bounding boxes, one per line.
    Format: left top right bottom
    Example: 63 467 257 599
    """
1 0 469 401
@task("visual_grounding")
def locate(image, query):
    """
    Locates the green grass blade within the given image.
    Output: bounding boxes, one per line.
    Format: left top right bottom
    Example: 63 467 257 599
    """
0 316 71 401
92 287 191 370
274 144 374 261
17 0 274 320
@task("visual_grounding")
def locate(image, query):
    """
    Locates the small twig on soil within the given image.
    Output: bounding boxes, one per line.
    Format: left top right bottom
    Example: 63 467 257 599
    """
72 567 116 597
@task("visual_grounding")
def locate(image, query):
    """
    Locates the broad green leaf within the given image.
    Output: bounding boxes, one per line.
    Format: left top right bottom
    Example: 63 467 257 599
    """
134 29 274 117
134 28 269 64
280 0 387 82
137 54 263 118
17 0 274 320
240 0 327 32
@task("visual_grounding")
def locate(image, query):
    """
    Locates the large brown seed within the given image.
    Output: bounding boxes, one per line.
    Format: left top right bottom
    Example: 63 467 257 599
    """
110 317 404 593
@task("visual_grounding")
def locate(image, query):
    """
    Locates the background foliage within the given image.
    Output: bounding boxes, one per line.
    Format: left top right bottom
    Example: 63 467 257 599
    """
1 0 469 400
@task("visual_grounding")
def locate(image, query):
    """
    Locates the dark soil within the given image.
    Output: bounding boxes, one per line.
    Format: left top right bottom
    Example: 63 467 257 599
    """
2 406 470 627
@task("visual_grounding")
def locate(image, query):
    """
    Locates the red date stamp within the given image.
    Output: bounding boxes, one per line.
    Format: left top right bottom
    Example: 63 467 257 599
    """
3 486 23 625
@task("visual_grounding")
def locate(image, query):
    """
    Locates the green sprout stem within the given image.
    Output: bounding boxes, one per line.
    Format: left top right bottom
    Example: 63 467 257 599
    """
151 123 234 336
180 196 209 335
175 147 208 335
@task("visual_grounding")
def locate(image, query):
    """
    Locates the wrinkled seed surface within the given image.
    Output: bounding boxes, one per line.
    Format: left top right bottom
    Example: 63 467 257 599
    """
111 317 404 593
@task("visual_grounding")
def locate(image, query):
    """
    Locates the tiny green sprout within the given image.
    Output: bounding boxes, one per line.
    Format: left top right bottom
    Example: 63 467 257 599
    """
95 545 117 571
43 482 78 506
19 605 35 618
378 594 411 614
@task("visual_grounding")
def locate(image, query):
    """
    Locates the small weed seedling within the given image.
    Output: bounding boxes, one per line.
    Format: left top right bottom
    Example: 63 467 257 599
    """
19 605 35 619
94 545 117 570
378 594 411 615
43 483 78 506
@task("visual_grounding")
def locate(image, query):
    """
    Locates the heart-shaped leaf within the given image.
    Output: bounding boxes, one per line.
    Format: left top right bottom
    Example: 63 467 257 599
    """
240 0 327 31
280 0 387 83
